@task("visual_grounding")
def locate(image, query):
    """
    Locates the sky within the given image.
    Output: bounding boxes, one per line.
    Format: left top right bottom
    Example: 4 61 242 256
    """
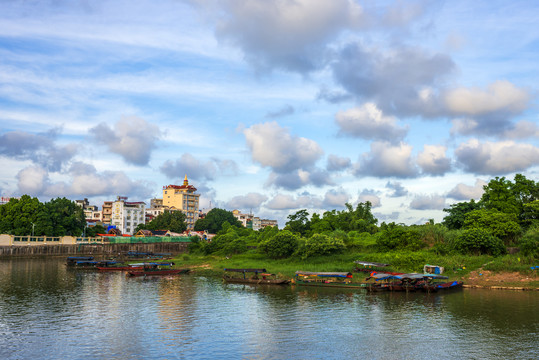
0 0 538 227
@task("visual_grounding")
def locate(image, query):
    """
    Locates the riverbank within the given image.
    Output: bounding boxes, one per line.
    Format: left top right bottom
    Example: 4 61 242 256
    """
175 252 539 290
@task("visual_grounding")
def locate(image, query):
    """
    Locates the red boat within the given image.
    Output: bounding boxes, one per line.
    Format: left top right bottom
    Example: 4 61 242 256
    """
97 264 144 271
126 262 190 277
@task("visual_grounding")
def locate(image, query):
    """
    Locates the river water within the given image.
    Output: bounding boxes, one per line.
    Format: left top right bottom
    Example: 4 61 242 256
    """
0 258 537 360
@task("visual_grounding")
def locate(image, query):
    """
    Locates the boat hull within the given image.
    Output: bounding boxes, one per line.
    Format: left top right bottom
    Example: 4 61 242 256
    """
223 277 289 285
294 279 367 289
127 269 190 277
97 266 143 271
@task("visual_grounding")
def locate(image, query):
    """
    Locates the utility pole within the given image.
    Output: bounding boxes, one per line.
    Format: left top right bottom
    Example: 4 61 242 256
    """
31 223 35 237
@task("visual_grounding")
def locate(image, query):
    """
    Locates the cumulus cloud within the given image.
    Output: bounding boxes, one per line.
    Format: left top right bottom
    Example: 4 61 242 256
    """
386 181 408 197
502 120 539 139
89 116 161 166
332 43 454 117
335 103 408 142
444 80 530 117
358 190 381 207
0 129 77 171
16 162 153 199
214 0 365 73
326 154 351 172
410 194 446 210
356 141 418 178
447 179 487 200
265 193 316 210
225 192 268 211
160 153 238 182
267 168 333 190
322 189 350 208
417 144 451 175
455 139 539 175
244 121 323 173
265 104 295 118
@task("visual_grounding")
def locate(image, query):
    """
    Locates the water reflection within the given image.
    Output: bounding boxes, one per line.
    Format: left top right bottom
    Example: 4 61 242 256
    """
0 258 537 360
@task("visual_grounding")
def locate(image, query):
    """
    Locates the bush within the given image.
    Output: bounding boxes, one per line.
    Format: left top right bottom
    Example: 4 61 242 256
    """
259 230 299 259
519 226 539 257
299 234 346 258
453 228 506 256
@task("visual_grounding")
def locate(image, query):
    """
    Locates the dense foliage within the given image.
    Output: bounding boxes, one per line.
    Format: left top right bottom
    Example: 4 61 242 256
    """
193 208 243 233
0 195 85 236
135 211 187 233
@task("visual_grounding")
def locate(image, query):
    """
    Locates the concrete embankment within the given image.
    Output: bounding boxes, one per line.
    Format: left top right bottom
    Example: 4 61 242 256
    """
0 242 189 257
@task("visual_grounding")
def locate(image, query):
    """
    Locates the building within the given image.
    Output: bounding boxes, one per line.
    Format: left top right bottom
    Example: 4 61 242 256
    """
111 196 146 235
232 209 278 230
153 175 200 230
75 198 101 222
102 201 113 224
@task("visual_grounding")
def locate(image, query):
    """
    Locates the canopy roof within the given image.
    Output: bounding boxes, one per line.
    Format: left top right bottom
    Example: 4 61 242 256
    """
295 271 353 278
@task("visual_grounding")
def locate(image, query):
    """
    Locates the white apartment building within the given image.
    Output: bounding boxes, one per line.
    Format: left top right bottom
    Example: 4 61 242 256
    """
111 197 146 235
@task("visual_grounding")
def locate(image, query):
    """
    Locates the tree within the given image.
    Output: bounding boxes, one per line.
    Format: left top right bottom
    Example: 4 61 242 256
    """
300 233 346 258
284 209 310 235
453 228 506 256
463 209 521 245
193 208 242 233
136 211 187 233
45 197 86 236
443 199 481 230
258 230 299 259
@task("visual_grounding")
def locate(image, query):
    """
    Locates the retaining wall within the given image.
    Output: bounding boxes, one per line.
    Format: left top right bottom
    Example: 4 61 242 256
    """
0 242 189 257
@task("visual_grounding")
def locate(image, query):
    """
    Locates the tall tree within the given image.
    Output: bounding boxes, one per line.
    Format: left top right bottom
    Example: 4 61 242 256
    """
193 208 242 233
45 197 86 236
443 199 481 230
284 209 310 236
136 211 187 233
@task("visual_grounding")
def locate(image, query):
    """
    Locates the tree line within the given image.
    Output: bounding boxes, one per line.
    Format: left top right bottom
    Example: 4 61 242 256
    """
189 174 538 259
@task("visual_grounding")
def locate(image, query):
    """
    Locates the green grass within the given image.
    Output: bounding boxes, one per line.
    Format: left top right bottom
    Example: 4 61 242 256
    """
175 249 538 286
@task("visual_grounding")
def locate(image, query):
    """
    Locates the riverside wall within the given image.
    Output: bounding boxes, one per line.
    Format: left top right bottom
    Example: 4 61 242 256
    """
0 242 189 257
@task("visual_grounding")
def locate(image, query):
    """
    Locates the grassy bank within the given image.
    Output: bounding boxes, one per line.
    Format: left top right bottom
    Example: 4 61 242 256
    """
174 250 539 289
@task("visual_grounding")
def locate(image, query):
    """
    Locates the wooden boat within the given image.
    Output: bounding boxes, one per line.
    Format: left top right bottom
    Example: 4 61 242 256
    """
223 268 289 285
97 263 144 271
126 262 190 277
66 256 94 266
434 280 464 290
294 271 366 288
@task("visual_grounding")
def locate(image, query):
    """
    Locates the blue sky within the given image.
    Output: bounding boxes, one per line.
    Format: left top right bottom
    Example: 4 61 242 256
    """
0 0 538 227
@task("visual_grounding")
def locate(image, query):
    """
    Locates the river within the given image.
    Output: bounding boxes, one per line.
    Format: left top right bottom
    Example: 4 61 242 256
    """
0 258 537 359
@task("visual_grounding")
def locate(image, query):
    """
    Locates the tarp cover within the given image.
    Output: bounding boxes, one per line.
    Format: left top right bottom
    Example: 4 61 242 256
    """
354 261 390 267
295 271 352 278
224 268 267 273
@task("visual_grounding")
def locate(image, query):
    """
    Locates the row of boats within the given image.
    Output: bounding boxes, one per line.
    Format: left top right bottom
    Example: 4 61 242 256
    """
66 256 190 277
223 261 463 293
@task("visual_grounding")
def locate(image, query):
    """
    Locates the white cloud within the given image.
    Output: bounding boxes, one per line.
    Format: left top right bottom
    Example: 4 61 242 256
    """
326 154 351 172
444 80 530 116
244 121 323 173
322 189 350 208
335 103 408 142
225 192 268 211
358 192 381 208
265 193 316 210
455 139 539 175
447 179 487 200
16 166 48 195
410 194 446 210
356 141 418 178
90 116 161 166
417 144 451 175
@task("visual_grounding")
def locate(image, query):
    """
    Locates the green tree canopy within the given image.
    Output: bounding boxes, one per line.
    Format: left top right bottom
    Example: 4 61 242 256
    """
258 230 299 259
136 211 187 233
193 208 242 233
442 199 481 230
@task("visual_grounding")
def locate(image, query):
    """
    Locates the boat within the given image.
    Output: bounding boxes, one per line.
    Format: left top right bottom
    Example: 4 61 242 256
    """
354 260 404 275
223 268 289 285
294 271 366 288
66 256 94 266
97 262 144 271
126 262 190 277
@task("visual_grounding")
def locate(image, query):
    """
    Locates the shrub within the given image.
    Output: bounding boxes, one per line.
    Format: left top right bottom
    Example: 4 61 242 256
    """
258 230 299 259
453 228 506 256
519 226 539 257
300 234 346 258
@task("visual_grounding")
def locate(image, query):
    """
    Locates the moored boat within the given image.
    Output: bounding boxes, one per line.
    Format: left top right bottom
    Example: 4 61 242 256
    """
126 262 190 277
294 271 366 288
97 263 144 271
223 268 289 285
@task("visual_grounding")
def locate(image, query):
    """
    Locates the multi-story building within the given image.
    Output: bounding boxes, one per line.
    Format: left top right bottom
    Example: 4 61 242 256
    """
232 210 277 230
75 198 101 222
111 196 146 235
102 201 113 224
158 175 200 230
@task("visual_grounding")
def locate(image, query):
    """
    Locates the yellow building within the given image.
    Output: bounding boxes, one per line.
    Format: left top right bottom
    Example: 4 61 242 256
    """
162 175 200 230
